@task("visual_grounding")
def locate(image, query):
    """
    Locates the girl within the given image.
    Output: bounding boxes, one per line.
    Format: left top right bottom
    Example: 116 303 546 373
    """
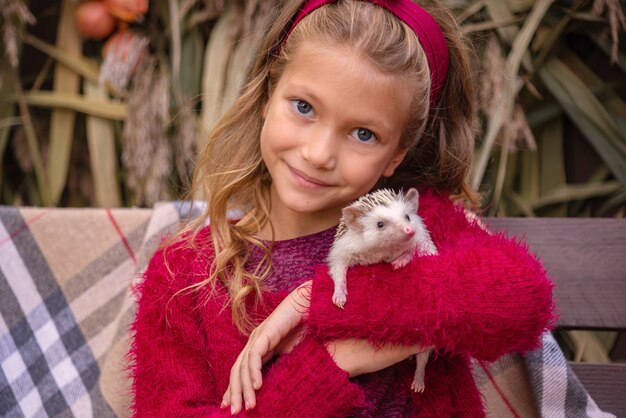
129 0 555 416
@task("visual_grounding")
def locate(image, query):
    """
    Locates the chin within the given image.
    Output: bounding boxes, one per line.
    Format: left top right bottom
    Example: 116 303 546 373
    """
284 200 328 215
272 181 354 216
282 193 339 217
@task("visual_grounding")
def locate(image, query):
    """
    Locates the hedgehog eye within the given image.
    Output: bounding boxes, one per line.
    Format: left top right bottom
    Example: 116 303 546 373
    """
377 221 384 228
405 214 410 221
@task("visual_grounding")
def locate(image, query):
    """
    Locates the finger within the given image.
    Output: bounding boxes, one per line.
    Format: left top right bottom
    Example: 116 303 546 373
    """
250 347 265 390
228 359 244 415
240 351 257 410
248 334 272 390
221 386 230 409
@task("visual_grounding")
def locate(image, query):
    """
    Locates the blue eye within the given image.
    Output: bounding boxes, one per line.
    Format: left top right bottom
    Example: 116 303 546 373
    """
292 99 313 115
352 128 375 143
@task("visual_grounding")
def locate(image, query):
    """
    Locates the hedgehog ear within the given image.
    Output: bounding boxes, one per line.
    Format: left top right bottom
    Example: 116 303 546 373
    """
405 188 419 213
342 206 365 231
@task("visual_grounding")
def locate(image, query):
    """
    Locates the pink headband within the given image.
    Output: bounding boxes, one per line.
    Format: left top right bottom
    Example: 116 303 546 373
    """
284 0 449 107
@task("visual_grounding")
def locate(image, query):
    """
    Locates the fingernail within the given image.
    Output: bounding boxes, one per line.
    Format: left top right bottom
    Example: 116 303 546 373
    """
220 400 227 409
245 402 250 410
230 406 236 415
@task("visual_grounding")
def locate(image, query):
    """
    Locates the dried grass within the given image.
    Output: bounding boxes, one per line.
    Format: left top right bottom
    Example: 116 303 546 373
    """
509 103 536 151
480 37 535 153
172 100 198 189
12 126 32 172
121 56 172 206
99 31 150 97
0 0 35 68
479 35 506 120
592 0 626 63
4 0 625 217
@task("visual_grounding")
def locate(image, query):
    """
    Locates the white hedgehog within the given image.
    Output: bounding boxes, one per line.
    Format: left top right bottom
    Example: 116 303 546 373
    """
327 187 437 392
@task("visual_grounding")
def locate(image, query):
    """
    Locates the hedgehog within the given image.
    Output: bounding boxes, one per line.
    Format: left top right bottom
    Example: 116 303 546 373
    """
327 187 437 392
328 188 437 305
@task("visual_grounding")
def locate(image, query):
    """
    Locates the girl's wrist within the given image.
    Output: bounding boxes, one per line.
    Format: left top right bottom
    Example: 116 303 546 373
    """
289 280 312 317
324 339 423 378
324 340 358 377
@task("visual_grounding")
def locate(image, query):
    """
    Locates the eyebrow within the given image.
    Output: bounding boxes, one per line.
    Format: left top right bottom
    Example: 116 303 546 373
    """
284 83 321 105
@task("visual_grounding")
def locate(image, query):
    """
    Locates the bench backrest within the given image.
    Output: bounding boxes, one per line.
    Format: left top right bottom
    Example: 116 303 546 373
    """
485 218 626 416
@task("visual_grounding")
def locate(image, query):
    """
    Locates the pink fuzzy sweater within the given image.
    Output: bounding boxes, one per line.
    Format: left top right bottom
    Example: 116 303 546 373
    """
129 189 556 417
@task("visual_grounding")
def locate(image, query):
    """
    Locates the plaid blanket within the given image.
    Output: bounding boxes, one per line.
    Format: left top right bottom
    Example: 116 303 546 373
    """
0 204 616 417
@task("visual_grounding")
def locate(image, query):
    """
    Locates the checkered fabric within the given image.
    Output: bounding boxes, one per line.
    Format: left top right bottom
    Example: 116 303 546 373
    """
523 333 615 418
0 203 615 417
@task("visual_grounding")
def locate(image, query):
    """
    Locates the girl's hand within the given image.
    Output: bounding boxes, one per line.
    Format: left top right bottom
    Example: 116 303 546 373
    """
222 281 311 414
222 279 423 414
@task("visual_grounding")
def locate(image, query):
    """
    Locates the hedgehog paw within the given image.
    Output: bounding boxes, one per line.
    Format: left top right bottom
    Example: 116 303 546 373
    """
411 380 425 393
332 289 347 309
391 253 411 269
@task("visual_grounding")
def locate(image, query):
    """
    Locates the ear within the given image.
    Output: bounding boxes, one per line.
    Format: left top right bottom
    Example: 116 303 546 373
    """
405 187 419 212
342 206 364 232
382 148 409 177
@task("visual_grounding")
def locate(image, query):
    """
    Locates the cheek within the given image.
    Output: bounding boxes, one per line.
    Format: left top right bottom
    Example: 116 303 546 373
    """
337 161 384 194
343 154 397 182
261 111 299 154
259 115 293 166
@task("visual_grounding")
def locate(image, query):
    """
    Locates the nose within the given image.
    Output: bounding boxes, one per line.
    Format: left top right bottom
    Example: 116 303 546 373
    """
301 126 337 170
404 226 415 237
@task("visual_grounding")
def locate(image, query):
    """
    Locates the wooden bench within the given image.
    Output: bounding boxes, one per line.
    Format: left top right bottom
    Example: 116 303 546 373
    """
486 218 626 416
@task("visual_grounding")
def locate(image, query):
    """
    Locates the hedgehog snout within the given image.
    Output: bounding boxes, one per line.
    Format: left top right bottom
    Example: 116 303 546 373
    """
404 226 415 237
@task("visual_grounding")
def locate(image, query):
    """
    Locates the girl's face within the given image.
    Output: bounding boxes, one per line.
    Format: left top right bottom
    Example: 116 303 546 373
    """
260 40 413 237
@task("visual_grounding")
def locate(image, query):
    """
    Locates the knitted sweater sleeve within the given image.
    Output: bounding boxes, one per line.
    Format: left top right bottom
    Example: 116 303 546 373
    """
129 241 227 417
129 233 365 417
306 190 557 362
252 336 367 417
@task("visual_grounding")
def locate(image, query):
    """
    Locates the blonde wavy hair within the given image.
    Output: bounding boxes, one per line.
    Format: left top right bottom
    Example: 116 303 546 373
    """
177 0 478 334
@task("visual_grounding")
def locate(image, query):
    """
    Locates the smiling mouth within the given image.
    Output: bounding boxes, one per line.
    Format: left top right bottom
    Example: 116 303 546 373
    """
288 165 332 188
